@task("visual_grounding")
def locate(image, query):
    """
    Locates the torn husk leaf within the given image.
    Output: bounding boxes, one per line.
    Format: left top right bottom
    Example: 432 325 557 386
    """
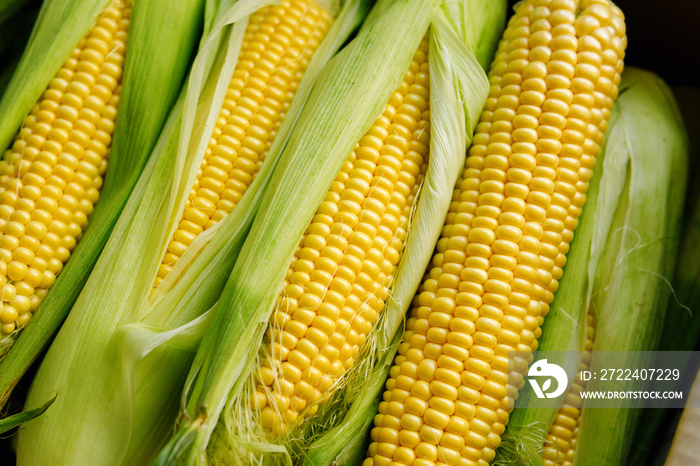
574 68 688 466
0 0 204 407
0 394 54 434
17 0 368 463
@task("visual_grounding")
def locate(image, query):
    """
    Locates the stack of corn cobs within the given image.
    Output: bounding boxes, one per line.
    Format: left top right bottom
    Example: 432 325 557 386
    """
0 0 692 464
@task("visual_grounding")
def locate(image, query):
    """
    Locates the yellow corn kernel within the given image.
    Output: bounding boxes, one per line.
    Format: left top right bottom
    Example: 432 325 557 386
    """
0 0 131 334
365 1 626 465
154 0 333 289
542 310 595 466
252 36 431 435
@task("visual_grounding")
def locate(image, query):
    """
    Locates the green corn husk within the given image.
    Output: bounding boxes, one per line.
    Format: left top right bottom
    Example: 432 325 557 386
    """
0 0 204 406
627 85 700 466
573 68 688 465
16 0 368 463
149 0 502 464
491 68 688 466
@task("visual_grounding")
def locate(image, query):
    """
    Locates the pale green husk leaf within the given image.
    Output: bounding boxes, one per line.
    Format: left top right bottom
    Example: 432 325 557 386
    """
574 68 688 466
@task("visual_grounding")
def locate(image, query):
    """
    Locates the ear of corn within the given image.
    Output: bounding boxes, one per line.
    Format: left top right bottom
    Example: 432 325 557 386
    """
363 1 627 465
0 0 204 407
17 0 368 463
124 1 372 463
493 69 688 466
150 0 462 462
574 67 688 466
299 4 506 465
0 0 132 336
148 0 505 464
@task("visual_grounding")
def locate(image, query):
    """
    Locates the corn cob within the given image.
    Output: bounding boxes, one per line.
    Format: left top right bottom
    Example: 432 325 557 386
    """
153 1 447 461
15 0 361 461
154 0 332 289
542 309 594 466
365 1 626 465
252 36 430 434
0 0 130 335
